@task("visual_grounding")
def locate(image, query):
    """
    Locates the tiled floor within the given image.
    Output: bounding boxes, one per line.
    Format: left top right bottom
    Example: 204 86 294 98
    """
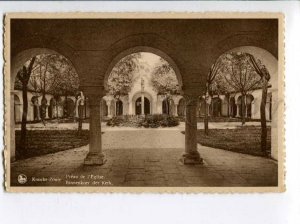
11 130 278 187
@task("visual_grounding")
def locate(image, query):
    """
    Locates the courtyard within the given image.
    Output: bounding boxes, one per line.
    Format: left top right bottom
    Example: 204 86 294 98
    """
11 127 277 187
7 17 282 190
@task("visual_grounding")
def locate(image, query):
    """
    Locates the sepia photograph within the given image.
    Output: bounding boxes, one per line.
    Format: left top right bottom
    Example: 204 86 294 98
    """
4 13 285 192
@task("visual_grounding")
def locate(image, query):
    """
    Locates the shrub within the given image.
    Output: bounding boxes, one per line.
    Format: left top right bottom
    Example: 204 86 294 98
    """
106 114 179 128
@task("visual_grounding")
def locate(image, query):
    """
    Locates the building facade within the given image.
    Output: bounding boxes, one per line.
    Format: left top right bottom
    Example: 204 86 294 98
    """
13 80 273 123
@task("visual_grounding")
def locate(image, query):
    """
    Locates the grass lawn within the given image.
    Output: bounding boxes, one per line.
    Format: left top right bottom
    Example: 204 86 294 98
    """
15 130 90 159
194 126 271 157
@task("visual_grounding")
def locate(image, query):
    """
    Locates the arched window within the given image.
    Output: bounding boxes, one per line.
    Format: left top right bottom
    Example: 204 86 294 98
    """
246 94 254 118
229 97 237 117
116 100 123 116
135 97 150 115
177 98 186 117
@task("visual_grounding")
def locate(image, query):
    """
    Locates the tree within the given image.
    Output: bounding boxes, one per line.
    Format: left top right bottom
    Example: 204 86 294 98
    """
30 54 79 119
248 54 271 153
108 53 141 97
204 58 223 135
151 58 180 114
14 54 80 158
107 53 141 115
16 56 36 158
29 55 61 123
212 52 262 125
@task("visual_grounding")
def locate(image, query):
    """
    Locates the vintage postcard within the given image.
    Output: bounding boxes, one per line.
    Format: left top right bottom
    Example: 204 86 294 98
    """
4 12 285 193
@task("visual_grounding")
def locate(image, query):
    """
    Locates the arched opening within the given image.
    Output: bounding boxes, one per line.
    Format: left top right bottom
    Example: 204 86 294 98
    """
104 47 183 92
104 50 181 117
246 94 254 118
221 96 229 117
229 97 237 117
31 96 40 121
110 99 116 117
135 97 150 115
64 98 75 118
116 100 123 116
178 98 186 117
162 98 173 115
198 97 206 117
208 46 278 120
14 94 22 123
48 98 56 119
237 96 244 117
210 97 222 117
101 99 108 117
40 97 48 120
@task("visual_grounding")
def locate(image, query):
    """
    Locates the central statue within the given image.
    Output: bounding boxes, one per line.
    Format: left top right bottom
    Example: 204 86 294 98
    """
141 77 145 92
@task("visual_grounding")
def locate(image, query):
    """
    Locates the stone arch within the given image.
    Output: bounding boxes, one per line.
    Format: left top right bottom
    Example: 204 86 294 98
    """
11 47 79 90
209 45 278 120
103 46 183 91
226 46 278 90
132 91 153 115
136 97 150 115
209 31 278 69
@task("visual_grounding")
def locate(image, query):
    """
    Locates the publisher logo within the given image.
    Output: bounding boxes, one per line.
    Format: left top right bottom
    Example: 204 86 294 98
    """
18 174 27 184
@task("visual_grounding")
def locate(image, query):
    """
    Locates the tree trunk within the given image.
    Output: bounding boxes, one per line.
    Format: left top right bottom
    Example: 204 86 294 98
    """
260 77 268 153
18 85 28 159
78 105 83 133
204 99 209 135
64 95 68 118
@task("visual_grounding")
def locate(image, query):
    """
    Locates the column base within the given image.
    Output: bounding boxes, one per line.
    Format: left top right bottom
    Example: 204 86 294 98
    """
180 152 203 165
84 152 106 166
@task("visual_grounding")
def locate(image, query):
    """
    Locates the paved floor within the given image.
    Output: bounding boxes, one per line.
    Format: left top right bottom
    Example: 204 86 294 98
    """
11 129 278 187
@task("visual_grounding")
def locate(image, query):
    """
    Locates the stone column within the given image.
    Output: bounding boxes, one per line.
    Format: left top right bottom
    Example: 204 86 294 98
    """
84 93 105 165
251 101 255 119
236 104 240 117
45 105 49 119
141 93 145 115
174 103 178 116
181 94 203 164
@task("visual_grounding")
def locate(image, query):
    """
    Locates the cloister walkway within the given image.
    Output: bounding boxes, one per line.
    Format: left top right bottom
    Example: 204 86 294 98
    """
11 129 277 187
